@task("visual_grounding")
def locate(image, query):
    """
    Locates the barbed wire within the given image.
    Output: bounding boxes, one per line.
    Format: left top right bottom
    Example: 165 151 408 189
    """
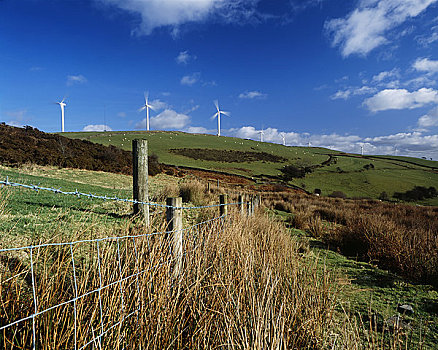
0 214 227 349
0 177 246 210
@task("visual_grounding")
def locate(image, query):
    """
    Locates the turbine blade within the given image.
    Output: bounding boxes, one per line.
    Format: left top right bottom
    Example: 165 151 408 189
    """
214 100 219 112
221 111 231 117
144 91 149 104
211 112 218 120
147 103 156 111
138 106 146 112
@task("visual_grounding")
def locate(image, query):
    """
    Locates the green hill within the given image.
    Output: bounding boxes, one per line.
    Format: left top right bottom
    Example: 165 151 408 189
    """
62 130 438 205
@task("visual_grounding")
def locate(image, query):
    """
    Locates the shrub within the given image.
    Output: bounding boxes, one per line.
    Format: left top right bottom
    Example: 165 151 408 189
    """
393 186 438 201
179 179 206 205
280 164 312 181
148 153 162 176
378 191 389 201
329 191 347 199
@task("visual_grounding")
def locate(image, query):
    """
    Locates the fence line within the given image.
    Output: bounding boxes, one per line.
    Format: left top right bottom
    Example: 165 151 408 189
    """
0 175 242 349
0 216 228 349
0 177 243 210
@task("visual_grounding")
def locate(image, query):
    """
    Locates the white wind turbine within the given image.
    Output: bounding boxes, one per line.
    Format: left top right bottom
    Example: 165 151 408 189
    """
280 133 286 146
56 97 67 133
258 129 265 142
138 91 155 131
211 100 230 136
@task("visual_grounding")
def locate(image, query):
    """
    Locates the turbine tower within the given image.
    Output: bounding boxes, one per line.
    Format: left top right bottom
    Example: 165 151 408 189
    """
56 98 67 133
211 100 230 136
280 133 286 146
258 129 265 142
139 91 155 131
360 145 364 156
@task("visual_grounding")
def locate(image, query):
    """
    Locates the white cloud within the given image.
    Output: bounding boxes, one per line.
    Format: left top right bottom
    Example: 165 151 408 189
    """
135 109 190 130
184 104 200 114
224 125 438 159
413 57 438 74
331 86 376 100
418 106 438 129
417 25 438 46
185 126 211 134
363 88 438 112
405 75 436 88
97 0 264 35
365 132 438 157
238 91 267 99
82 124 113 132
149 99 167 110
372 68 400 83
67 74 87 86
325 0 438 57
180 72 200 86
176 50 195 64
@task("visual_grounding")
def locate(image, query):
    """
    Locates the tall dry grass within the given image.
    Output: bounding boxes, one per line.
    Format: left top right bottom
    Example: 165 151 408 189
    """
1 199 356 349
266 192 438 288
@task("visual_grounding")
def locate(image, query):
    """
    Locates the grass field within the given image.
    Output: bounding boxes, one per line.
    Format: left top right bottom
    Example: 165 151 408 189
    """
62 131 438 204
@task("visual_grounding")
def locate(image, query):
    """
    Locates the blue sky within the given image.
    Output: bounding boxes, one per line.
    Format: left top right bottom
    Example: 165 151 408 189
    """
1 0 438 159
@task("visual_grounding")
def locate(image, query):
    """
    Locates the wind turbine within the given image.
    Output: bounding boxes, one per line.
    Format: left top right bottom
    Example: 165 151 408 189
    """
138 91 155 131
211 100 230 136
56 97 67 133
280 133 286 146
258 129 265 142
360 144 364 156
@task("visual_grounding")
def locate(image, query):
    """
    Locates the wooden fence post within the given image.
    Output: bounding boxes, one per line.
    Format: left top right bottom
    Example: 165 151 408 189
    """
219 194 228 216
217 179 220 189
207 182 211 193
166 197 183 282
132 139 149 225
247 195 253 216
238 194 245 216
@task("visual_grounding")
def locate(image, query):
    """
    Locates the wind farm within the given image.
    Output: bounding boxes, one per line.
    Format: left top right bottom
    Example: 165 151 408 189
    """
2 1 438 348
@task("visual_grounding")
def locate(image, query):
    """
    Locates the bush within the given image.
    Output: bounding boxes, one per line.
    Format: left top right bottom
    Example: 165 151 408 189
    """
378 191 389 201
179 179 206 205
280 164 312 181
393 186 438 201
328 191 347 199
148 153 162 176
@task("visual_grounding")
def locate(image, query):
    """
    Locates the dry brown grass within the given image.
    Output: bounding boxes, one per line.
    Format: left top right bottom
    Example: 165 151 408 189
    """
1 198 360 350
266 192 438 288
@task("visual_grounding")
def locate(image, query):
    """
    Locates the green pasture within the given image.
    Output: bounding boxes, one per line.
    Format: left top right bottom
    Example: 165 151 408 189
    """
62 131 438 204
0 165 177 249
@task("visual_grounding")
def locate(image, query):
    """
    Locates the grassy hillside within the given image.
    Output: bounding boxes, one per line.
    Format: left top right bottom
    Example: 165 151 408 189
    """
63 131 438 204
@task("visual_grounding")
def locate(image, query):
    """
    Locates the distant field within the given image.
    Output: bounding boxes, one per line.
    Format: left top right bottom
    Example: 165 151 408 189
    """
62 131 438 204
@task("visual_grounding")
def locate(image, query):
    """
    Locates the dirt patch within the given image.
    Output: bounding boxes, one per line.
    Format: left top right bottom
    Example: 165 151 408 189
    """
170 148 287 163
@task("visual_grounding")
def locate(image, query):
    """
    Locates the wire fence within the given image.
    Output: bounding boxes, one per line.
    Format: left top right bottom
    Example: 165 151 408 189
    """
0 177 238 349
0 177 242 210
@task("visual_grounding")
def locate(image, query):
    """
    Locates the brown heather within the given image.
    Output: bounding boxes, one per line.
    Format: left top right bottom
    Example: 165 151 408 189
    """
266 192 438 288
